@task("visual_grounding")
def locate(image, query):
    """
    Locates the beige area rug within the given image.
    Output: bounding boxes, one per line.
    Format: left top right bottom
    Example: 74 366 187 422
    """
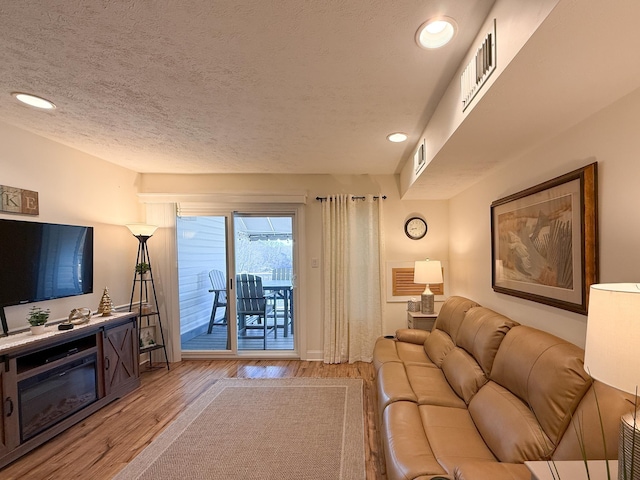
113 378 365 480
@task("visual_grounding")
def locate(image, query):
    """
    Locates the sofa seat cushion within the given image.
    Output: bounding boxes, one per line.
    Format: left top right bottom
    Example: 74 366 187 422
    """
419 405 497 475
454 461 531 480
374 336 433 370
406 364 466 408
382 401 448 480
468 381 552 463
377 362 418 411
397 340 433 365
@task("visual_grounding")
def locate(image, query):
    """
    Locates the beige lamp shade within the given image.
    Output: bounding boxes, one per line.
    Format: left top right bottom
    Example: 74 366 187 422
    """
126 224 158 237
584 283 640 395
414 259 443 285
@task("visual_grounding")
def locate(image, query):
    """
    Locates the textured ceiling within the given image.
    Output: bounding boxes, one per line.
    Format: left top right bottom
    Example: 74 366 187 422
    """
0 0 494 176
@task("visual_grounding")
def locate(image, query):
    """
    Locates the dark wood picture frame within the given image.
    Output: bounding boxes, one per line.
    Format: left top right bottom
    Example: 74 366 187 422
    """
490 163 598 315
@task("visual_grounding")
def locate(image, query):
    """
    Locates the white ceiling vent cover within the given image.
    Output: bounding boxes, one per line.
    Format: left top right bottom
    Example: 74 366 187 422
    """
461 19 496 111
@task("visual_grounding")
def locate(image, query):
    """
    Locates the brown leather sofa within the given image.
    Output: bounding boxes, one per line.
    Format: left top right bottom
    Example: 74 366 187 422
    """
373 296 635 480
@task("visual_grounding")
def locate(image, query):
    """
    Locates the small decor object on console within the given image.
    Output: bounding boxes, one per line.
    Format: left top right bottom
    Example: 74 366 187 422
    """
27 306 49 334
68 307 92 325
97 287 114 316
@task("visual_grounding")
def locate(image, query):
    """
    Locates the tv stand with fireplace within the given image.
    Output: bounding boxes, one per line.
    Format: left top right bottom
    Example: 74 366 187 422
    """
0 312 139 468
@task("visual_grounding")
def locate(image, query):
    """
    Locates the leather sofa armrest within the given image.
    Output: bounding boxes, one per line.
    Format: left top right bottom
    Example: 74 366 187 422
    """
396 328 430 345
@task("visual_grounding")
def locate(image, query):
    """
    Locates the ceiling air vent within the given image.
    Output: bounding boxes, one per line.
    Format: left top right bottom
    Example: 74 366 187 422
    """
461 19 496 111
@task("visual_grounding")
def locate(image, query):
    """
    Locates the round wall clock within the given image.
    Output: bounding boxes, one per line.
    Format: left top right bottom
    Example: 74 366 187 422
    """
404 217 428 240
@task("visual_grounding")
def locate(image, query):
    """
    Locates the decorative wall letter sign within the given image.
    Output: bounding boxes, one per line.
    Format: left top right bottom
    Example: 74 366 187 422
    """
0 185 39 215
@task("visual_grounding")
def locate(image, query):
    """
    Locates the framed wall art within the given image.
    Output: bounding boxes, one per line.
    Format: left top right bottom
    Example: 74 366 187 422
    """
490 163 598 315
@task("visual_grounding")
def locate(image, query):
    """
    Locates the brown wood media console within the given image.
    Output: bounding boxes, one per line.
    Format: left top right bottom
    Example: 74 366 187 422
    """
0 312 139 468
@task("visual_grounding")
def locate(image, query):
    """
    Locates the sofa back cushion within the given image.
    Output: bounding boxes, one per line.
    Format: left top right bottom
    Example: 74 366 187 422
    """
553 381 636 460
424 329 455 367
441 347 487 404
490 326 592 445
468 381 553 463
433 296 480 344
456 307 519 376
437 306 517 405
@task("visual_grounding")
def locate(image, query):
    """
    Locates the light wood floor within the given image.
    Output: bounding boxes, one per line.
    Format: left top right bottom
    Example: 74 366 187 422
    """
2 360 386 480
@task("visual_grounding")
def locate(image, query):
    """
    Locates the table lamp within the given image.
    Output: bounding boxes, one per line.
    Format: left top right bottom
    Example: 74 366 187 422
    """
414 259 443 314
584 283 640 480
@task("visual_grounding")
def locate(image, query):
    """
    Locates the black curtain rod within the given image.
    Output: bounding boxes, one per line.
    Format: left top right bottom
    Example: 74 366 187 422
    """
315 195 387 202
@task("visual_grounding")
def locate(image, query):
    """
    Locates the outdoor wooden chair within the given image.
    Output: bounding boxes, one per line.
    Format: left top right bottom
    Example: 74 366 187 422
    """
207 269 228 334
271 268 292 281
236 274 274 349
270 268 293 337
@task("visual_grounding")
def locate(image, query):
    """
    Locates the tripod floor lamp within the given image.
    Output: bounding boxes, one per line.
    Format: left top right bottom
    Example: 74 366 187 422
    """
127 223 169 370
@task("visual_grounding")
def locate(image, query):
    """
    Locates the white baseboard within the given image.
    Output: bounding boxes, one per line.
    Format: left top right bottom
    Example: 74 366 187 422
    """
304 350 323 361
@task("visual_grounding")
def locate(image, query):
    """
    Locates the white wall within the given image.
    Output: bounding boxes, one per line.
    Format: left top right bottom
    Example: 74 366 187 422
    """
381 193 449 334
0 121 141 332
139 173 448 359
449 86 640 347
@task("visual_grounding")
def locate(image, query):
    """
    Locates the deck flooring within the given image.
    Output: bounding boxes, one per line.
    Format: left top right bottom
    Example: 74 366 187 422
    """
182 323 294 351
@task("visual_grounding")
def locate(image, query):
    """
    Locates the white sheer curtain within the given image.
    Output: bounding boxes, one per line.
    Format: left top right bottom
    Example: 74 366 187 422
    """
322 194 384 364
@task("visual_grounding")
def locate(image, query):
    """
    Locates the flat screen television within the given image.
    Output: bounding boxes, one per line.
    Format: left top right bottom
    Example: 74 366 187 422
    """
0 219 94 309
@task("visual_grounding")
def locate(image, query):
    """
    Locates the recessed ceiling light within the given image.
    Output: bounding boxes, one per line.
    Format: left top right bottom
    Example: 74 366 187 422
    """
11 92 56 110
387 132 408 143
416 17 457 49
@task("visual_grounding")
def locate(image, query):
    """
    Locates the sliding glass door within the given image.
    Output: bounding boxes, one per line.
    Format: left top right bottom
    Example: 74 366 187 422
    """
177 210 296 356
234 214 294 351
177 215 231 352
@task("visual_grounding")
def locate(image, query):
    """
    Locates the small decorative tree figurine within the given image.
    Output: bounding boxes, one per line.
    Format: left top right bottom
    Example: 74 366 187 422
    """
97 287 114 316
27 306 50 334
